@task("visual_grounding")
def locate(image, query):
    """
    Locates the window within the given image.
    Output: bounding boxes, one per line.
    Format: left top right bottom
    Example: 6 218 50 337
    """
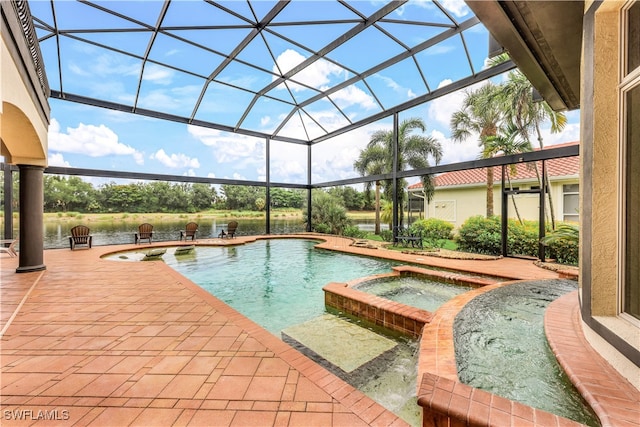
622 1 640 320
563 184 579 222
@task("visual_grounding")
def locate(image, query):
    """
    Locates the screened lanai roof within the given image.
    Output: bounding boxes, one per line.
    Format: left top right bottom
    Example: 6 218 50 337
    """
29 0 515 145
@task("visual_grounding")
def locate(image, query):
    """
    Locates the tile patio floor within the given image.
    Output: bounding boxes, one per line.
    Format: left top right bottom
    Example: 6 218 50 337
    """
1 234 637 426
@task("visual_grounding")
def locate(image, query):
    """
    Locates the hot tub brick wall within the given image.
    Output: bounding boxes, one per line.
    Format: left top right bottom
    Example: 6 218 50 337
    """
323 282 432 338
418 373 585 427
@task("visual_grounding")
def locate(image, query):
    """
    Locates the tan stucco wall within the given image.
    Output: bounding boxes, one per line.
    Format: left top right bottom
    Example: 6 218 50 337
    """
588 3 621 316
1 24 48 166
418 178 578 229
580 1 640 378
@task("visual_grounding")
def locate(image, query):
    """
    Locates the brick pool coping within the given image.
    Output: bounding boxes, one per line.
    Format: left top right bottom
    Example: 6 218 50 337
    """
2 234 637 426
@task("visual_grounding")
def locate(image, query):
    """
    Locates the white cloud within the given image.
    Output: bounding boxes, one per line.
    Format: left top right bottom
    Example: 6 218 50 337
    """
187 125 265 165
427 80 466 128
184 169 196 176
273 49 346 92
374 74 407 94
537 121 581 147
330 85 377 110
136 90 178 110
306 109 351 133
48 119 144 164
69 48 140 79
396 0 469 19
268 141 307 183
142 63 173 85
69 63 91 77
311 122 388 183
151 149 200 169
272 160 305 179
434 129 479 164
273 49 306 76
136 84 201 112
48 152 70 167
132 152 145 165
440 0 470 18
423 44 456 55
207 172 217 178
371 74 419 104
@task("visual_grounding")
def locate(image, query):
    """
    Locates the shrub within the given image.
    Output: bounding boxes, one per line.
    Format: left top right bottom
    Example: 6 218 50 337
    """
312 223 331 234
379 229 394 242
456 215 502 255
542 223 579 265
507 219 541 258
457 215 572 260
302 191 351 235
410 218 454 248
343 225 367 239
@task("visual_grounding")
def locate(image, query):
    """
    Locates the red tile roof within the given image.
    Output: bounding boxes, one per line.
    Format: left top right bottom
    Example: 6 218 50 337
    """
408 141 579 190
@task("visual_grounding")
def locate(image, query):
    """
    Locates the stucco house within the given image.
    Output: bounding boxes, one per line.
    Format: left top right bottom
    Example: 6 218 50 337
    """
407 141 580 228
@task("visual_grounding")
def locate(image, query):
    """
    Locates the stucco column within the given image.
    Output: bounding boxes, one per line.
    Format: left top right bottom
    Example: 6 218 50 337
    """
16 164 46 273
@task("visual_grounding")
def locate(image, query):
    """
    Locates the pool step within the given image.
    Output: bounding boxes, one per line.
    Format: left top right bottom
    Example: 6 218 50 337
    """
281 314 398 387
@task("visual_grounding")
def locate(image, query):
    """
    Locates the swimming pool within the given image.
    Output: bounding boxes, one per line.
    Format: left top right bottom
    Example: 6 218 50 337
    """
161 239 402 334
105 239 597 426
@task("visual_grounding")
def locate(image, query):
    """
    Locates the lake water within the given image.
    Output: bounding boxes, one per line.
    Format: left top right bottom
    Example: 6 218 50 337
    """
38 218 383 249
41 218 306 249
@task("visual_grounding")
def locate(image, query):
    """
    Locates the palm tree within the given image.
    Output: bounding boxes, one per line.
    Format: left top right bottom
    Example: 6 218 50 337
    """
492 54 567 229
450 83 504 217
354 145 386 234
483 123 533 224
354 117 442 232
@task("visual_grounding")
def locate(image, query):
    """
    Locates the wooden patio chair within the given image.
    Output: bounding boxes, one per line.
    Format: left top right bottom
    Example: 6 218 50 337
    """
0 239 18 257
69 225 92 250
135 223 154 244
180 222 198 241
218 221 238 239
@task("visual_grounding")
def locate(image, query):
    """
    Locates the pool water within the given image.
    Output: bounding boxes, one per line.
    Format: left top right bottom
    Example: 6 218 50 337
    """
159 239 421 425
162 239 402 335
358 336 421 424
356 276 474 312
454 279 600 426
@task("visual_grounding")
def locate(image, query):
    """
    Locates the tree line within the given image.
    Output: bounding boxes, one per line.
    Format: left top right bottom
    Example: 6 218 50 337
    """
13 175 377 214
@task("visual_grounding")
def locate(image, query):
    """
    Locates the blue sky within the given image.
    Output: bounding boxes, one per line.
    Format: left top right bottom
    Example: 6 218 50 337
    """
27 0 580 188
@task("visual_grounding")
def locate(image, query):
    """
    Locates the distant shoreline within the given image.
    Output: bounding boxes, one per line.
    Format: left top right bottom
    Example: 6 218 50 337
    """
38 210 376 223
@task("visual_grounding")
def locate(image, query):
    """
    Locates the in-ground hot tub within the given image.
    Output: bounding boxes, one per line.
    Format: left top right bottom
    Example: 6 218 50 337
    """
324 265 500 338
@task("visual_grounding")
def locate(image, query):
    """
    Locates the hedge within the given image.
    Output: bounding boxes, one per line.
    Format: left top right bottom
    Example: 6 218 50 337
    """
455 215 578 265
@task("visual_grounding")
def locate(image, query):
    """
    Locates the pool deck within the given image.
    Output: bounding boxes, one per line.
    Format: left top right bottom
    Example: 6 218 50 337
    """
1 234 638 426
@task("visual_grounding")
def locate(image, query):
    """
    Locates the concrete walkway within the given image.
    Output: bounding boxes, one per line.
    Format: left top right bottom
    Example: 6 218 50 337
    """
1 234 632 426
